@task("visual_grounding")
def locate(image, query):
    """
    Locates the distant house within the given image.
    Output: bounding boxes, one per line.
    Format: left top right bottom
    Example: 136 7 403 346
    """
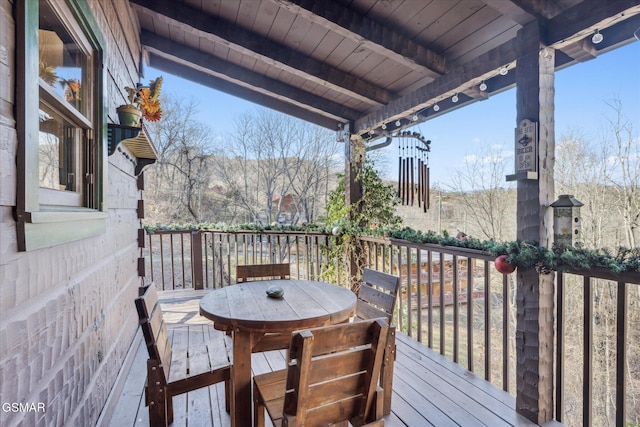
272 193 300 225
1 1 156 425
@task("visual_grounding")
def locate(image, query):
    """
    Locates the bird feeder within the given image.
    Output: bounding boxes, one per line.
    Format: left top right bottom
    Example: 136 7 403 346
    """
551 195 583 247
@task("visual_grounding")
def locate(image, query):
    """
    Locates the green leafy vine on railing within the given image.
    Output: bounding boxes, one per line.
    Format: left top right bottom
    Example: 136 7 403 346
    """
144 222 640 275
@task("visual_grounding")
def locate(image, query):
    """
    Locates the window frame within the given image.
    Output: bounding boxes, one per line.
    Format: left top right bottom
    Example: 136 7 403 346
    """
16 0 108 251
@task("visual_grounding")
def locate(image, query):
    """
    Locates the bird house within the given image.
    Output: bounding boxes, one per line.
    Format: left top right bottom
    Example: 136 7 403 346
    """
551 195 583 247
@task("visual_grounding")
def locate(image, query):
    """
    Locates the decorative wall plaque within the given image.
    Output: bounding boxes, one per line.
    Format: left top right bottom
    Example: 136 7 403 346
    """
506 119 538 181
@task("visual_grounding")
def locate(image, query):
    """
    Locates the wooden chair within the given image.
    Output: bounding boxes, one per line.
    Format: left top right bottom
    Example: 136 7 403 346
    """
355 268 401 416
135 285 232 426
236 262 290 282
253 318 389 427
355 268 400 322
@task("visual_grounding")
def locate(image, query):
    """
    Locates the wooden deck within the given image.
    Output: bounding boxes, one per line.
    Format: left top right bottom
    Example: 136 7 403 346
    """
100 290 561 427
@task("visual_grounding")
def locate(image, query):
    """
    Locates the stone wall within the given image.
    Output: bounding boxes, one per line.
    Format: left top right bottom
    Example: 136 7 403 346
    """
0 1 146 425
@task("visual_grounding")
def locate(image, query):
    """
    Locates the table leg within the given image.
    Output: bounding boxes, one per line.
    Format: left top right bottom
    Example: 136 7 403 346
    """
231 328 253 427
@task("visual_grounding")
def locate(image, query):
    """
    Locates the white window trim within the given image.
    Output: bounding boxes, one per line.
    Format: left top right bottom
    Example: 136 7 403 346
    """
16 0 108 251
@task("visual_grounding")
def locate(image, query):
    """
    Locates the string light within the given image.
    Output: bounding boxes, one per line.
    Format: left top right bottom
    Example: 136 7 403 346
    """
412 113 419 121
451 93 459 103
592 29 603 44
381 123 387 129
433 103 440 112
499 66 508 76
395 120 401 127
479 81 487 91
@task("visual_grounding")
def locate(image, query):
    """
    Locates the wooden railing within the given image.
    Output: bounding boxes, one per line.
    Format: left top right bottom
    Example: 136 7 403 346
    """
358 235 640 427
555 269 639 427
144 229 639 426
358 235 517 393
144 229 340 289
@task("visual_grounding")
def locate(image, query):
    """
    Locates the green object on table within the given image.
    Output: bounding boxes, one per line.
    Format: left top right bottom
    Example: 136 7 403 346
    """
266 286 284 298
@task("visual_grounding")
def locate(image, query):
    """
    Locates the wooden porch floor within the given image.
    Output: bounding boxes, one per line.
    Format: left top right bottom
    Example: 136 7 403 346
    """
102 290 560 427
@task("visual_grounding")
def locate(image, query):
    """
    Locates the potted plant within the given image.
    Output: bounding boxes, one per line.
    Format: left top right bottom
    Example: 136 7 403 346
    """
117 76 163 127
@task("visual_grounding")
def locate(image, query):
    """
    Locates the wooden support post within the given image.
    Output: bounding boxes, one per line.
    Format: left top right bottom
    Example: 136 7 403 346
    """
342 123 365 288
191 231 204 290
514 22 556 424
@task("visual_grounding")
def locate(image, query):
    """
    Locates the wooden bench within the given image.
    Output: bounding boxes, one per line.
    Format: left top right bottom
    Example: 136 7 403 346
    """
135 285 232 426
236 263 290 282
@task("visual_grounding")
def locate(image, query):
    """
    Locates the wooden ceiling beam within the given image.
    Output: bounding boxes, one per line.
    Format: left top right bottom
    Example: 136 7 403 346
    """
271 0 447 78
480 0 538 25
354 39 520 133
141 31 361 121
507 0 565 19
147 55 343 130
544 0 640 49
130 0 392 106
559 38 597 62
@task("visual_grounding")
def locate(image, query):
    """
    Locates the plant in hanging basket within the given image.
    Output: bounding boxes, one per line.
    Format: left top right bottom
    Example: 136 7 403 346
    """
494 255 516 274
117 76 163 127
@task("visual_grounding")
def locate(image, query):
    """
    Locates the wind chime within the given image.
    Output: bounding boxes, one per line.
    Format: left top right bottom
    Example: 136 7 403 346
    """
397 131 431 212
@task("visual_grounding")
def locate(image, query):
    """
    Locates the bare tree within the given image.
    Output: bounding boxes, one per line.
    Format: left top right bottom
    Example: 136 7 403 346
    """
600 99 639 248
555 130 612 248
445 145 515 240
555 99 639 250
210 109 339 224
145 96 215 223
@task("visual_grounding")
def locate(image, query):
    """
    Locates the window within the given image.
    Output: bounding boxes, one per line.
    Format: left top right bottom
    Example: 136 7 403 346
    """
16 0 107 251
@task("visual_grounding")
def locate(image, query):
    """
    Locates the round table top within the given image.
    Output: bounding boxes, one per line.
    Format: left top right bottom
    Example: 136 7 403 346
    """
199 279 356 333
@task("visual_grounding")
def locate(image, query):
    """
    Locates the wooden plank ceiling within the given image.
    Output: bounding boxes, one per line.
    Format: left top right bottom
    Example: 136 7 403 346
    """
130 0 640 142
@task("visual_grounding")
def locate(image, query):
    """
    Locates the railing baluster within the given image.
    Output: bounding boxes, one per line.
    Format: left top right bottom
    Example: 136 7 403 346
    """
453 254 459 363
427 250 433 349
584 275 593 427
556 272 565 423
149 232 155 283
439 252 445 356
484 260 490 382
467 257 473 372
159 234 166 290
170 233 176 289
416 248 422 343
296 235 300 279
616 281 627 427
180 232 186 287
314 235 320 279
503 273 509 392
396 244 403 329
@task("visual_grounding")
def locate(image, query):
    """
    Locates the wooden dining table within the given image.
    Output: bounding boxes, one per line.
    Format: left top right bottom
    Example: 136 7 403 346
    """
199 279 357 427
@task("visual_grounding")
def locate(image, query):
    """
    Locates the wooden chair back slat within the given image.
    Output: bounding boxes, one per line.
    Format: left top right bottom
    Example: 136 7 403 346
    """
136 285 172 383
356 268 400 324
282 318 388 425
236 263 290 282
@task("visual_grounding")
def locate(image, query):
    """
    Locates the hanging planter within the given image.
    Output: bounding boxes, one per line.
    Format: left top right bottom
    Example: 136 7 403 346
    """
494 255 516 274
116 76 163 127
116 104 142 127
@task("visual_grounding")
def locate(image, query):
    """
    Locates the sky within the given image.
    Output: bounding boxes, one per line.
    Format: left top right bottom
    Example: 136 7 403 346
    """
147 40 639 187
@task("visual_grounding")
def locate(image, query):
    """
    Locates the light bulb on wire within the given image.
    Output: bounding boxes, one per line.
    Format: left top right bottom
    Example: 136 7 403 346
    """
592 29 603 44
479 81 487 91
451 93 459 103
433 103 440 112
499 66 508 76
395 120 401 127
